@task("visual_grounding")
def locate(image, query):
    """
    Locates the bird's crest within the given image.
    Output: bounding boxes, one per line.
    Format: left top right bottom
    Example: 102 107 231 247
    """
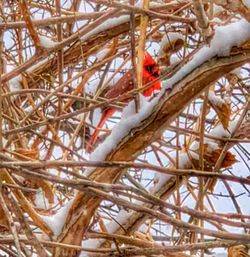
143 51 156 67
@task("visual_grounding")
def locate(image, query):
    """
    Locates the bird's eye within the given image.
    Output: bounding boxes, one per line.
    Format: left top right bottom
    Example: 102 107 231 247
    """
145 65 153 74
145 65 160 77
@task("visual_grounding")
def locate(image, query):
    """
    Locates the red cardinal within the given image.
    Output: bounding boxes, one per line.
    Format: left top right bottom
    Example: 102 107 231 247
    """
86 52 161 153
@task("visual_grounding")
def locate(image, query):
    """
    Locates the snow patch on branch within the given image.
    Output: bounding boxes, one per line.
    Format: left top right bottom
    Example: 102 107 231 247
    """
231 67 243 78
208 92 225 107
243 0 250 8
39 35 57 48
150 116 240 194
85 80 100 96
205 252 227 257
106 209 132 234
81 239 103 257
170 55 181 65
85 94 156 176
81 209 131 257
213 4 225 15
160 32 184 53
23 98 42 113
27 57 50 73
95 48 110 61
150 172 172 194
81 15 130 42
163 19 250 90
34 190 49 209
86 19 250 176
41 199 74 236
209 118 239 138
8 75 22 92
150 152 199 194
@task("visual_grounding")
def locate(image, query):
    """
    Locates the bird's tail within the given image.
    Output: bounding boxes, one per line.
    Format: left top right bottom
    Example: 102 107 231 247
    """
86 108 115 153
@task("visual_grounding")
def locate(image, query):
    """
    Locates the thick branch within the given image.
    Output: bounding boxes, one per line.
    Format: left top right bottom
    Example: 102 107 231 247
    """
54 42 250 256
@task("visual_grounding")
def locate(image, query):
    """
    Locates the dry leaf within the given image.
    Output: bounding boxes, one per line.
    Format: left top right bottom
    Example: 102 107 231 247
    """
0 169 53 236
14 147 39 160
13 148 54 204
35 181 54 204
228 245 249 257
189 146 237 192
211 150 237 168
0 207 8 229
208 97 231 129
207 177 218 192
206 149 237 191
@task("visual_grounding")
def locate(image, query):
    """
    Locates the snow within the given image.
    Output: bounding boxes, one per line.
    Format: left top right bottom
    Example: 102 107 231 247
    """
85 80 99 96
205 140 219 152
23 99 42 113
150 151 197 194
160 32 184 53
41 199 74 236
189 140 200 151
6 54 50 90
39 35 57 48
205 252 227 257
87 108 102 135
150 113 242 195
212 21 250 56
208 91 225 107
38 125 47 133
85 19 250 177
27 57 50 73
8 75 22 92
211 17 222 23
81 15 130 42
81 209 131 257
209 118 239 138
106 209 131 234
96 48 110 61
81 239 103 257
178 152 193 168
231 67 243 78
243 0 250 8
85 94 157 176
213 4 225 15
163 19 250 90
34 190 49 209
6 57 51 97
170 55 181 65
151 172 172 194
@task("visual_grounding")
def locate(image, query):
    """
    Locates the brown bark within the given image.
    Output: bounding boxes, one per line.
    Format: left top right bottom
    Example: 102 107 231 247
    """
54 41 250 256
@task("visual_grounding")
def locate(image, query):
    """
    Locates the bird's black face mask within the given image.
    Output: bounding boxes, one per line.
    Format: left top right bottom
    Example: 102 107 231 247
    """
145 65 160 77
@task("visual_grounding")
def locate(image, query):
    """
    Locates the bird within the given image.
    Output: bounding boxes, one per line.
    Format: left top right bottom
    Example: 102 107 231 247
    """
86 51 161 153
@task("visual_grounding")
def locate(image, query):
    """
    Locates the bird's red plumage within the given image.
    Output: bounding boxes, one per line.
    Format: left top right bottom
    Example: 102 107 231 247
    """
86 52 161 153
